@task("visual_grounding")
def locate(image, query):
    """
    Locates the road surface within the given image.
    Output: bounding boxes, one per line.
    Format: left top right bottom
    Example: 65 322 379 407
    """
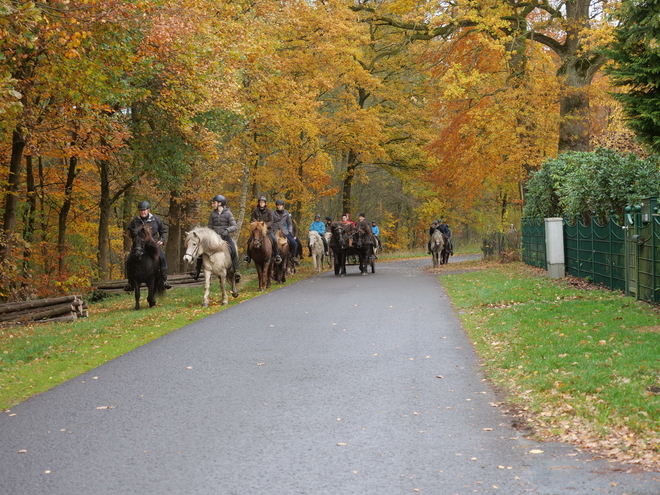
1 256 659 494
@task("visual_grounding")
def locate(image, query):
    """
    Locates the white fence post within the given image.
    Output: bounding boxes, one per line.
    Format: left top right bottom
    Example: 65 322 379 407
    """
545 218 565 279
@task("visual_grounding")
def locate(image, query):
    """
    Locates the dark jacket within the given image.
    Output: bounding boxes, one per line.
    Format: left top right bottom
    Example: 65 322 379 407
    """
128 213 167 243
250 206 274 232
208 207 237 237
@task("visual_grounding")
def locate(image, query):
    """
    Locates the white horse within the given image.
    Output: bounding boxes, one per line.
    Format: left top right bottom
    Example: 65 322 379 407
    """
183 226 238 307
323 231 334 269
430 229 445 268
308 231 325 273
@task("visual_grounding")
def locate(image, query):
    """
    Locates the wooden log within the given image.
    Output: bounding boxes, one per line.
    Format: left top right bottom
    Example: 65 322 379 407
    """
1 303 77 323
0 295 80 315
0 313 78 327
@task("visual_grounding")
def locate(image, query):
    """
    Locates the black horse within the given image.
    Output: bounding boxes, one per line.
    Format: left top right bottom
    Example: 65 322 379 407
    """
329 221 375 276
126 224 165 310
329 222 348 276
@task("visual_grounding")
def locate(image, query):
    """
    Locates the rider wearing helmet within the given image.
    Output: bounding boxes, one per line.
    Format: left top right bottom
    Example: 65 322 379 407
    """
125 201 171 290
193 195 241 282
309 213 329 256
272 199 299 264
245 196 282 264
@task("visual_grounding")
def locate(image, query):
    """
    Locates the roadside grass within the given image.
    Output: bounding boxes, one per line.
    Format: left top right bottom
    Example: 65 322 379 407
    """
0 265 315 411
442 261 660 467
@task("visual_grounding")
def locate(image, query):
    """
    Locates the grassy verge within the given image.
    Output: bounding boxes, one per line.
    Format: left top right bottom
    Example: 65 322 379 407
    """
0 266 314 411
442 261 660 468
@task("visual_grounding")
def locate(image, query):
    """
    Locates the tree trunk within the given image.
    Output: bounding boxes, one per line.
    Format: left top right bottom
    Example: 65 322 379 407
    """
342 150 360 215
558 61 593 152
235 159 253 241
23 154 36 274
58 155 78 275
165 191 181 274
2 129 26 264
97 159 111 281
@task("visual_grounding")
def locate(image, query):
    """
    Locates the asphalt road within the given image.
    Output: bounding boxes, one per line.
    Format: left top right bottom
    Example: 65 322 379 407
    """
1 256 659 494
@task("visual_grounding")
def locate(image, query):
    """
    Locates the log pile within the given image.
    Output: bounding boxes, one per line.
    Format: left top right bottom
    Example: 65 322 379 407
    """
92 272 205 293
0 295 88 326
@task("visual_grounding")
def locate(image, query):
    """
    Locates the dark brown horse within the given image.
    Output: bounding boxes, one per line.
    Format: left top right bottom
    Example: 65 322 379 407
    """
329 222 348 276
272 230 290 284
248 221 274 291
126 224 165 310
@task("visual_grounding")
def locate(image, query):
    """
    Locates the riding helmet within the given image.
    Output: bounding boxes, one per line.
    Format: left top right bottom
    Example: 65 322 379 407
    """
325 216 332 221
275 199 284 206
315 214 321 219
212 194 226 206
258 196 267 203
359 212 365 218
137 200 150 210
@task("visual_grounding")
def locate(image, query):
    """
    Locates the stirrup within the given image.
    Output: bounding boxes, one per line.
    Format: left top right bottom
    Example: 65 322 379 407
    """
234 273 241 283
275 255 282 263
164 281 172 290
243 255 250 263
123 284 132 292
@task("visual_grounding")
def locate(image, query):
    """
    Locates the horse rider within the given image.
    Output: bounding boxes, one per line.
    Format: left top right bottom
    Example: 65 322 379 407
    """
371 220 381 252
193 195 241 283
427 220 438 254
244 196 282 264
428 219 453 255
325 216 333 231
438 219 454 255
309 213 329 256
272 199 299 264
125 201 171 290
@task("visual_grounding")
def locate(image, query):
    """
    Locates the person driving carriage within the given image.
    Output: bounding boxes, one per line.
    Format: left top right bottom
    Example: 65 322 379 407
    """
192 195 241 283
125 201 171 290
309 214 329 256
272 199 299 264
244 196 282 264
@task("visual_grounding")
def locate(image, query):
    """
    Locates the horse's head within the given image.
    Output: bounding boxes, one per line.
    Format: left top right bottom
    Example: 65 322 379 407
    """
331 222 347 248
130 225 153 260
250 221 267 249
308 230 319 247
183 229 202 264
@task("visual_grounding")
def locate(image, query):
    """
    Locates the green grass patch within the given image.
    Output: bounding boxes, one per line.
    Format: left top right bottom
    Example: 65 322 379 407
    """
442 262 660 465
0 266 314 410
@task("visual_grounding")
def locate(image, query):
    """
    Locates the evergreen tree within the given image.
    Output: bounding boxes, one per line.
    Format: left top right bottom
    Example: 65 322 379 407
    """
606 0 660 153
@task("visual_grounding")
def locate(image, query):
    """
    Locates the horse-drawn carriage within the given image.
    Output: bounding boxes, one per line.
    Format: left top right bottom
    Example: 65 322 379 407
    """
327 220 378 276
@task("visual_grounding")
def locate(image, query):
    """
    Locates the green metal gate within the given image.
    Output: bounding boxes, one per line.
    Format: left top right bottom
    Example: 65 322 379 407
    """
521 217 546 268
626 198 660 304
564 216 626 292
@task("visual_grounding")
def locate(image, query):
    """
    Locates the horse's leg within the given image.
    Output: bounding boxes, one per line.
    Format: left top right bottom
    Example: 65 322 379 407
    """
147 279 157 307
203 271 211 307
266 261 272 289
230 262 239 298
133 281 140 310
219 271 228 305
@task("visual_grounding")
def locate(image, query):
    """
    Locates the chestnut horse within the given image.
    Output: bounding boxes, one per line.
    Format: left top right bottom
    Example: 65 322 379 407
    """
248 221 274 291
272 230 290 283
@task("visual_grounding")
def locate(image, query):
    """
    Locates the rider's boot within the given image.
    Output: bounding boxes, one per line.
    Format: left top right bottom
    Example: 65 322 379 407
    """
190 256 202 280
233 256 241 283
161 267 172 290
123 282 132 292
